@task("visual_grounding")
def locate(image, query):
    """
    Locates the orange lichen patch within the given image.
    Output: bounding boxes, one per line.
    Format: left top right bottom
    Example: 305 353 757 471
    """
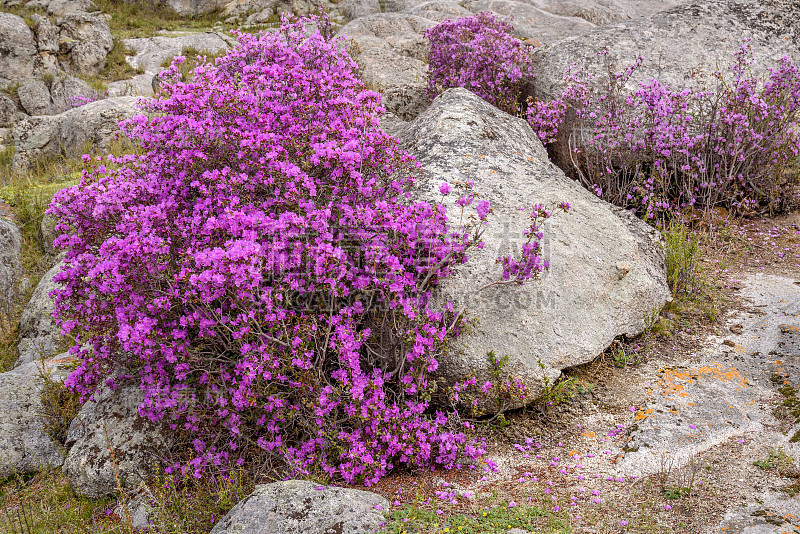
582 431 597 438
635 408 654 421
656 364 748 400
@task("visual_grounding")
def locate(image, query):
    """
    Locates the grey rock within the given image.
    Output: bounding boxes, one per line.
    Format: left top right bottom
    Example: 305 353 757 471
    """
49 74 95 112
463 0 595 44
124 32 233 74
16 261 63 367
340 13 434 61
0 13 39 84
338 0 381 21
617 274 800 477
57 11 114 76
338 14 434 120
525 0 685 25
0 354 75 480
63 381 171 498
18 80 54 116
0 217 22 313
0 94 17 127
401 0 472 22
13 96 140 171
164 0 227 15
209 480 390 534
222 0 278 16
107 73 155 97
27 0 99 15
32 13 59 53
398 88 669 405
379 111 408 137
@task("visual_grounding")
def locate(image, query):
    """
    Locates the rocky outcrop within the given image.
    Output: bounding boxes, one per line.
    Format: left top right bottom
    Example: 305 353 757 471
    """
209 480 390 534
26 0 99 16
63 381 171 498
0 13 39 85
123 31 234 74
56 11 114 76
338 14 434 120
463 0 595 44
12 96 139 170
398 88 669 404
16 261 63 367
18 80 55 116
0 354 74 480
0 217 22 313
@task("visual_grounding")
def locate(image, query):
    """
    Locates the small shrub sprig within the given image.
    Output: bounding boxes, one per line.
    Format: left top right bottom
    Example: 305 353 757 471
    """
49 15 560 486
425 12 534 114
527 42 800 218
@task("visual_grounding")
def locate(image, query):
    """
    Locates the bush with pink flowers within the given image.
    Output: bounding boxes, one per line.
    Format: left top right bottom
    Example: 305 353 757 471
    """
48 15 556 486
425 12 534 114
527 43 800 218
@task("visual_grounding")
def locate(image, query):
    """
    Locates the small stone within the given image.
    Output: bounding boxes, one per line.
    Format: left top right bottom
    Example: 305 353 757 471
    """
730 324 743 334
723 340 736 347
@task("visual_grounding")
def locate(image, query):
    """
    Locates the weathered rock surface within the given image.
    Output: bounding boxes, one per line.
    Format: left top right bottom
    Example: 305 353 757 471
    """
398 88 669 403
13 96 139 170
0 217 22 312
16 261 63 367
18 80 54 116
164 0 227 15
463 0 595 44
63 381 171 498
32 13 60 54
27 0 99 16
209 480 390 534
0 13 39 84
56 11 114 76
124 32 234 74
617 274 800 477
338 14 434 120
0 354 74 480
49 74 95 111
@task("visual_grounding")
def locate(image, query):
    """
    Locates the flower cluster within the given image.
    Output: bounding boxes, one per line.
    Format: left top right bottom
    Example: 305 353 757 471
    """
528 42 800 218
425 12 534 114
49 15 551 486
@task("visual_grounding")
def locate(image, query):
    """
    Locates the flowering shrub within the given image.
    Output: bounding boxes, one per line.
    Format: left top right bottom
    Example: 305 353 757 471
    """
425 12 534 114
49 15 556 486
528 43 800 218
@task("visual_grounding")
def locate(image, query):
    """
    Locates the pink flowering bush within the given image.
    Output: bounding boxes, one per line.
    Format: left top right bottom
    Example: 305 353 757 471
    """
528 43 800 218
425 12 534 114
49 16 555 486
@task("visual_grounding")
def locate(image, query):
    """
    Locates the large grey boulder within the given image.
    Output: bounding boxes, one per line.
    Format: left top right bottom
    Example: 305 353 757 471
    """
56 11 114 76
0 217 22 314
0 354 75 480
124 32 234 74
0 13 39 85
18 79 54 116
63 381 171 498
16 261 63 367
209 480 390 534
398 88 669 404
13 96 140 170
338 14 435 120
